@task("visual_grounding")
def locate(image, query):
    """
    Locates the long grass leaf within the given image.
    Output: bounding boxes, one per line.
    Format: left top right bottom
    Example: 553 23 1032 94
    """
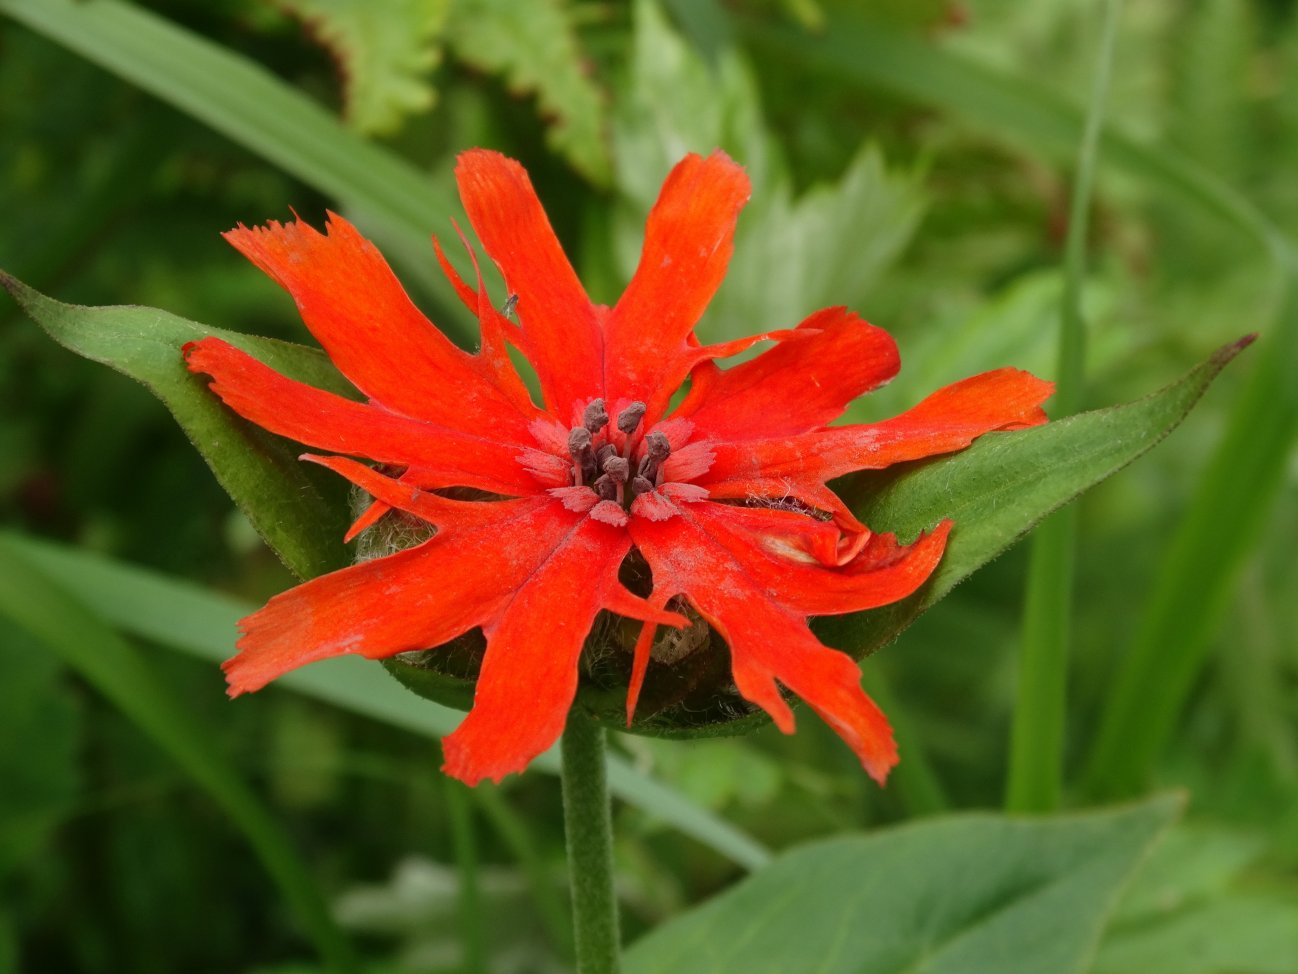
1084 272 1298 796
0 532 773 871
0 0 473 340
0 538 358 973
740 7 1298 796
1006 0 1122 814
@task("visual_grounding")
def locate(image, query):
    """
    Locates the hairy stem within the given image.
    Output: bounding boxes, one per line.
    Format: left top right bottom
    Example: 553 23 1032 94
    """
561 708 622 973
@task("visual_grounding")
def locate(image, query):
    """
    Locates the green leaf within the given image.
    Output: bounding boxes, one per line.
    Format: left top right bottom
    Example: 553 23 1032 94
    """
623 795 1181 974
280 0 449 136
0 273 352 580
0 0 473 334
0 538 358 974
1094 826 1298 974
0 532 774 872
611 0 772 212
727 0 1298 801
820 337 1254 660
445 0 611 185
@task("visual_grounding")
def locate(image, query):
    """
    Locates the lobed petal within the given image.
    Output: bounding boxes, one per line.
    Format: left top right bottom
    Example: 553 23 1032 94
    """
225 496 565 696
455 149 605 421
603 151 751 420
700 367 1054 500
629 506 937 782
674 307 901 440
441 517 679 785
228 491 682 785
184 338 538 496
224 212 536 438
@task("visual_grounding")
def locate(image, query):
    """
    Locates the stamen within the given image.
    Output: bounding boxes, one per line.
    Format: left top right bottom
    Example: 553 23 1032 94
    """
592 474 618 501
583 398 609 434
596 444 618 468
644 431 670 461
568 427 592 455
616 401 646 436
631 475 654 496
567 427 597 485
637 430 672 482
600 455 629 506
602 455 630 483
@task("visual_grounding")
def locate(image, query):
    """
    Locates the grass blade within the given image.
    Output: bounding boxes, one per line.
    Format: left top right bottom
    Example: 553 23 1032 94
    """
739 7 1298 798
0 0 473 340
0 532 773 871
0 538 358 973
1006 0 1122 814
1084 271 1298 796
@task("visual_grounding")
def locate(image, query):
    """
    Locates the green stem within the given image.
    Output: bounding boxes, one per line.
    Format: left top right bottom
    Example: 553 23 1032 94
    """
561 709 622 974
1006 0 1121 813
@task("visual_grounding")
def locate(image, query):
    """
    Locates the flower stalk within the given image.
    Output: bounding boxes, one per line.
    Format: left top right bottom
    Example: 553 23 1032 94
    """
561 708 622 974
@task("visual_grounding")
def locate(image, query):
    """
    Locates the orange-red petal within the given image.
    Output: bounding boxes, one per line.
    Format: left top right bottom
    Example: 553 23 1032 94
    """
455 149 604 421
227 469 684 784
224 212 537 439
603 152 751 419
184 337 538 496
628 504 944 782
674 307 901 440
441 516 681 785
225 496 565 695
700 367 1054 501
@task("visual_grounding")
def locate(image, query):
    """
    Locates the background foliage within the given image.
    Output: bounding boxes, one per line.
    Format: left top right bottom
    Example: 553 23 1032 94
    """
1 0 1296 971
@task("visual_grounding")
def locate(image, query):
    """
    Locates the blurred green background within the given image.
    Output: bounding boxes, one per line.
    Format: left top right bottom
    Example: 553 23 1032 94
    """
1 0 1296 971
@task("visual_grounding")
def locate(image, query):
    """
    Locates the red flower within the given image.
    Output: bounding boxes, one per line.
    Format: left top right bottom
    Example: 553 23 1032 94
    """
184 149 1052 786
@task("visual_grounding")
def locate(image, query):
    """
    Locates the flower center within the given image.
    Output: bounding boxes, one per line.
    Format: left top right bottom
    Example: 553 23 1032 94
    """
566 399 670 509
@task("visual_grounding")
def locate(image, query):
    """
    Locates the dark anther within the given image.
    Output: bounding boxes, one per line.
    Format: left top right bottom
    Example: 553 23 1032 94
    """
583 398 609 434
631 475 654 496
568 426 592 456
638 430 672 481
616 401 647 436
568 427 598 484
592 474 618 501
596 444 618 468
644 431 670 461
602 455 630 483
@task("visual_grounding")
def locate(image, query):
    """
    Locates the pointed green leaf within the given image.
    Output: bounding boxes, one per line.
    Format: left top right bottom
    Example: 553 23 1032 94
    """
624 795 1182 974
0 273 352 580
821 337 1254 659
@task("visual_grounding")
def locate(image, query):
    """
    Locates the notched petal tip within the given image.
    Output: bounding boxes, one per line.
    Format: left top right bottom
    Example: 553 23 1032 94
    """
441 742 529 788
